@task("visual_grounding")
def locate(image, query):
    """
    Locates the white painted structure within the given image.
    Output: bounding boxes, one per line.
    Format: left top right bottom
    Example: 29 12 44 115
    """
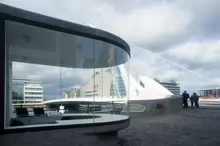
119 65 173 100
45 65 173 105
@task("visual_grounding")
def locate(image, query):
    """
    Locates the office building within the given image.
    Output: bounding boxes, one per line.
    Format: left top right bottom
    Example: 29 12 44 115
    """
199 88 220 98
157 80 180 96
12 78 43 104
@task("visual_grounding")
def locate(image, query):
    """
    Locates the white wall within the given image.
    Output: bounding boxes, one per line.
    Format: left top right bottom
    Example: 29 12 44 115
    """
119 65 173 100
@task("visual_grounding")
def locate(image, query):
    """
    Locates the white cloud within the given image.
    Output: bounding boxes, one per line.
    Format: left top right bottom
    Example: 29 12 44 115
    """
163 40 220 66
2 0 220 96
1 0 192 47
105 3 191 44
130 47 185 80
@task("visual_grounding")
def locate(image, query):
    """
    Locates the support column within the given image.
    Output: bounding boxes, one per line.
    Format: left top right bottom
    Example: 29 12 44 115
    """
0 19 5 130
4 21 12 127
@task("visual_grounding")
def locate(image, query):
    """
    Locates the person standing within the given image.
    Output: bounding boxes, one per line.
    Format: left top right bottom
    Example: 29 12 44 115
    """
190 92 199 108
182 91 190 108
194 93 199 108
190 93 194 107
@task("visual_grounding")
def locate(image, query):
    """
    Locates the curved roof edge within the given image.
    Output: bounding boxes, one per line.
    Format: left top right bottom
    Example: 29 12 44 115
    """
0 4 130 56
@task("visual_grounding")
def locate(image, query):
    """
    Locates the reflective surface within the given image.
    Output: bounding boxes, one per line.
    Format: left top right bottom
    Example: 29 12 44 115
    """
5 20 130 129
6 21 129 68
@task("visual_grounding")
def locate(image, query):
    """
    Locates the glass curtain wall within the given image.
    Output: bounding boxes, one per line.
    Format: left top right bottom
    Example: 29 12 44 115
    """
5 20 130 128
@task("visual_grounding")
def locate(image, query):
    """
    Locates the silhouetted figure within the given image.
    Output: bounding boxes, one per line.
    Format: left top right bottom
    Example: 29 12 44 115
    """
190 94 194 107
190 92 199 108
182 91 190 108
195 93 199 108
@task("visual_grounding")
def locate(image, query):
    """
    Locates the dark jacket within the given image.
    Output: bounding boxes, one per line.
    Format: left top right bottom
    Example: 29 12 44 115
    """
182 92 190 100
190 94 199 101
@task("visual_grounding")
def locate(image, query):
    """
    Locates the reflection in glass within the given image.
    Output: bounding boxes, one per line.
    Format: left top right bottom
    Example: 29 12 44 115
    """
12 78 43 104
5 20 130 129
12 80 24 104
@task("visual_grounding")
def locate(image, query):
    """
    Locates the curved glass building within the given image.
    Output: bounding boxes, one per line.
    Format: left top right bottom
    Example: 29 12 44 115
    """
0 3 130 136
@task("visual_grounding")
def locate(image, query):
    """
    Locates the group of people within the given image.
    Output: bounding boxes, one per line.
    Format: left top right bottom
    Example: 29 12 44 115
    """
182 91 199 108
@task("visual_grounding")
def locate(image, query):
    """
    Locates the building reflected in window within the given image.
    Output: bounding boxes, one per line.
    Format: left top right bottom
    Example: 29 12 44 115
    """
12 78 43 104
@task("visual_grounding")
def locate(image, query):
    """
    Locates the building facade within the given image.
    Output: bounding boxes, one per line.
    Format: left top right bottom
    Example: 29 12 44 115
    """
80 71 113 97
12 78 43 104
157 80 180 96
77 67 128 98
60 66 175 100
107 67 127 97
0 4 131 137
62 88 80 98
199 88 220 98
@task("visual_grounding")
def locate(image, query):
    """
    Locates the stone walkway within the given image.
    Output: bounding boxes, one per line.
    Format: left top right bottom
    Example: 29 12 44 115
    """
118 101 220 146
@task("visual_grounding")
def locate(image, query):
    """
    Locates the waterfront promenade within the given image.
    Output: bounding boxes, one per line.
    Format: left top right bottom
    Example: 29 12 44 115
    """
118 100 220 146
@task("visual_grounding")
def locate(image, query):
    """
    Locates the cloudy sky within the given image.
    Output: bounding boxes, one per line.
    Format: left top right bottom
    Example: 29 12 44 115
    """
2 0 220 98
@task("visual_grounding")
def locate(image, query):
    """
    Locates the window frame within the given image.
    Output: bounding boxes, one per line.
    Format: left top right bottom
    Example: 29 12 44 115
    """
0 4 130 135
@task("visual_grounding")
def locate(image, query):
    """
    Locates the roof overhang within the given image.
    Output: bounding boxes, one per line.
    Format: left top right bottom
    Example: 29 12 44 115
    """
0 4 130 68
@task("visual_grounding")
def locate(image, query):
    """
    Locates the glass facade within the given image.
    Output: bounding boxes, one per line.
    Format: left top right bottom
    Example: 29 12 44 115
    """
11 78 43 105
12 81 24 104
4 19 130 131
109 67 127 97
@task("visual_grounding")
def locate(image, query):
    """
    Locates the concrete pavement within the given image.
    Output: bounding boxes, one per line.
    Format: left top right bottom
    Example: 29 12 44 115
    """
2 101 220 146
118 101 220 146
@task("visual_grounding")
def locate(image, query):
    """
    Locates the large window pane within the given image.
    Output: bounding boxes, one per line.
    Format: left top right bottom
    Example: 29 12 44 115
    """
5 20 130 129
